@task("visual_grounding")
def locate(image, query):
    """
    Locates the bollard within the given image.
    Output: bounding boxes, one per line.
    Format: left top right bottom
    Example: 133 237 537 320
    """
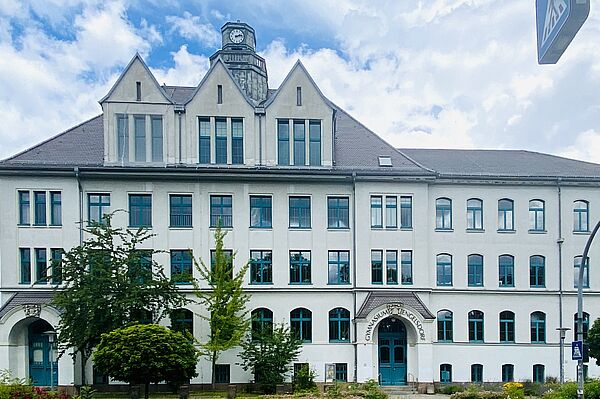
179 384 190 399
227 384 237 399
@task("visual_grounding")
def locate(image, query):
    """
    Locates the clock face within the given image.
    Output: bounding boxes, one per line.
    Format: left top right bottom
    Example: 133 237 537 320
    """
229 29 244 44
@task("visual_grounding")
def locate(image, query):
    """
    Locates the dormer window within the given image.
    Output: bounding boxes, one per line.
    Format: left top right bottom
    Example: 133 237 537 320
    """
296 87 302 106
136 81 141 101
217 84 223 104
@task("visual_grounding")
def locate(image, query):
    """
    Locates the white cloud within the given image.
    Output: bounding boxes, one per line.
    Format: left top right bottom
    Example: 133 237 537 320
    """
152 45 210 87
165 11 219 46
560 130 600 164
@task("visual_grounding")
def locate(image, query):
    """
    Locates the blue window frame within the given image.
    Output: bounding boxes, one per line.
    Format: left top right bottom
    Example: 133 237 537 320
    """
50 191 61 226
385 196 397 228
34 191 46 226
436 198 452 230
530 312 546 343
309 120 321 166
471 364 483 383
290 251 311 284
293 120 305 166
499 255 514 287
289 196 311 228
574 200 589 232
328 250 350 285
467 198 483 230
499 311 515 343
211 249 233 279
529 200 545 231
170 194 192 228
574 312 590 340
400 196 412 228
129 194 152 227
20 248 31 284
50 248 63 284
329 307 350 342
231 118 243 164
502 364 514 382
530 255 545 288
117 113 129 162
277 119 289 165
210 195 232 228
371 250 383 284
335 364 347 382
251 308 273 339
437 310 453 342
151 116 163 162
436 253 452 286
170 250 193 284
170 308 193 335
134 115 146 162
35 248 47 284
468 254 484 287
574 256 590 288
290 308 312 342
440 364 452 383
498 199 514 231
401 250 413 285
18 190 30 225
386 250 398 284
88 193 110 225
533 364 545 383
199 117 211 164
370 196 383 228
328 197 349 229
250 250 272 284
250 196 272 228
215 118 227 164
469 310 484 342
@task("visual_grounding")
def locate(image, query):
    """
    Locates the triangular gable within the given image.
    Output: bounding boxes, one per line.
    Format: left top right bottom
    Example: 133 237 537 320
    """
184 57 256 108
99 53 173 104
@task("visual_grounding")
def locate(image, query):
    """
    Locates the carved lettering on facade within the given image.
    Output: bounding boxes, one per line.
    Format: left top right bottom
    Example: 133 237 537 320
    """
364 303 426 342
23 304 42 318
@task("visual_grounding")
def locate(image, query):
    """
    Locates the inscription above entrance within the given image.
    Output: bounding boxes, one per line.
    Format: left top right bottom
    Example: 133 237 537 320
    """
365 303 426 342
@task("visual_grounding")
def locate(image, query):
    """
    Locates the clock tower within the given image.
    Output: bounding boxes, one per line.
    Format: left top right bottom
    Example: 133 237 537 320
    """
210 21 268 103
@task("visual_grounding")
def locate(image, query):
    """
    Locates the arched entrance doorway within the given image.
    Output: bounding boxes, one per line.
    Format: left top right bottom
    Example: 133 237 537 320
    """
28 319 58 386
378 317 407 385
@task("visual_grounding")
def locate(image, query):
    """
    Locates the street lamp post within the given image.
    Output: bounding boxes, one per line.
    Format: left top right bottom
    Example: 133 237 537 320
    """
557 327 570 384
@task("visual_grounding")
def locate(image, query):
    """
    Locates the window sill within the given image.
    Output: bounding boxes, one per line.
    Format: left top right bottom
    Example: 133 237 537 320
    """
468 285 484 288
499 285 515 288
289 227 312 230
250 282 273 285
435 228 454 232
128 226 153 229
497 229 516 234
210 226 233 230
466 229 485 233
327 283 351 286
371 226 384 230
289 282 312 285
33 224 47 227
169 226 193 230
400 227 413 231
574 230 591 235
327 228 351 231
437 284 453 287
530 285 546 289
402 282 414 286
249 227 273 230
17 224 31 227
437 341 453 344
528 230 547 234
329 340 351 344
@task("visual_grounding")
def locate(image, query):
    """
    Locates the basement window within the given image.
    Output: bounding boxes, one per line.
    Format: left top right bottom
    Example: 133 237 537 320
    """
378 156 392 167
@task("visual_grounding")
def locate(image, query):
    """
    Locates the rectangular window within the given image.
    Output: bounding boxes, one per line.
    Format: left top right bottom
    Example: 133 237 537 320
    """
211 249 233 279
335 364 347 382
210 195 233 228
371 250 383 284
498 199 514 231
250 196 272 228
217 85 223 104
20 248 31 284
468 255 484 287
437 254 453 286
215 118 227 164
117 114 129 162
50 248 63 284
170 194 192 228
328 250 350 285
35 248 47 284
400 196 412 228
328 197 349 229
499 256 514 287
296 86 302 106
136 81 141 101
18 190 30 225
250 250 272 284
502 364 514 382
401 250 413 285
289 196 311 228
533 365 545 384
34 191 46 226
436 198 452 230
293 120 305 166
574 201 589 232
386 250 398 284
530 256 545 288
574 256 590 288
171 250 193 284
134 115 146 162
290 251 311 284
529 200 545 231
50 191 61 226
277 119 290 165
370 196 383 228
88 194 110 225
309 120 321 166
199 117 211 164
215 364 230 384
129 194 152 227
385 196 397 228
471 364 483 383
231 118 243 164
151 116 163 162
467 199 483 230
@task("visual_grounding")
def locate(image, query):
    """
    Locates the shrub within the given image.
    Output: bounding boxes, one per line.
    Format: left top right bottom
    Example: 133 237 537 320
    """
585 380 600 399
346 380 387 399
442 385 465 394
503 382 525 399
326 382 343 399
293 364 317 393
451 390 506 399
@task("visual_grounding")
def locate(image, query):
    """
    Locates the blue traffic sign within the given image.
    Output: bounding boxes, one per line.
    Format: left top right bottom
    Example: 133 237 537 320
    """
536 0 590 64
572 340 583 360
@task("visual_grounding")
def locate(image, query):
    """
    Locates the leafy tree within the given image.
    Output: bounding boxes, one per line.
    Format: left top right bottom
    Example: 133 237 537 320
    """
93 324 199 399
192 225 250 388
52 213 188 384
588 317 600 365
239 323 302 393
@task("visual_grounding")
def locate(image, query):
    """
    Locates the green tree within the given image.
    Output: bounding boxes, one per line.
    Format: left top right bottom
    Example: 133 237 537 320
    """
52 212 188 384
588 317 600 365
93 324 199 399
239 323 302 393
192 225 250 388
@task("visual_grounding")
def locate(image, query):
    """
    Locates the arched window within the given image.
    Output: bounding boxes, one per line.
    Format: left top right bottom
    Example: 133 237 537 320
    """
251 308 273 339
471 364 483 383
574 200 589 232
529 200 545 231
436 253 453 286
170 308 193 335
574 312 590 340
499 311 515 343
530 255 545 288
574 256 590 288
498 199 514 231
467 199 483 230
291 308 312 342
499 255 514 287
440 364 452 383
533 364 545 383
502 364 514 382
329 308 350 342
469 310 484 342
436 198 452 230
437 310 453 342
468 254 484 287
531 312 546 343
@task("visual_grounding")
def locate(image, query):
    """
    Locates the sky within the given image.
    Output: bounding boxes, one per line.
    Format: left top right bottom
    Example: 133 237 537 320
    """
1 0 600 163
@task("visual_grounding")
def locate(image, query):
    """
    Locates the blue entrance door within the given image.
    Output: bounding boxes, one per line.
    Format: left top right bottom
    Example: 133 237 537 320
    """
28 320 58 386
378 317 407 385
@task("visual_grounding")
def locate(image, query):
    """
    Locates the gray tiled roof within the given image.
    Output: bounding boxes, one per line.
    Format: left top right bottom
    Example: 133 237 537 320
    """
399 148 600 179
356 292 435 319
0 291 56 320
163 86 196 104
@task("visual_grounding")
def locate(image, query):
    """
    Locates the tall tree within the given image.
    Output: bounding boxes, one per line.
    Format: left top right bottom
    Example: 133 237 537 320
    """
192 225 250 388
52 212 188 384
588 317 600 365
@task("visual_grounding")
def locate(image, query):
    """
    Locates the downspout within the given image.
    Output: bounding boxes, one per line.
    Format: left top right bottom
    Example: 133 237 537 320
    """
178 111 183 164
557 180 565 384
74 166 84 385
352 172 358 382
258 114 263 165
